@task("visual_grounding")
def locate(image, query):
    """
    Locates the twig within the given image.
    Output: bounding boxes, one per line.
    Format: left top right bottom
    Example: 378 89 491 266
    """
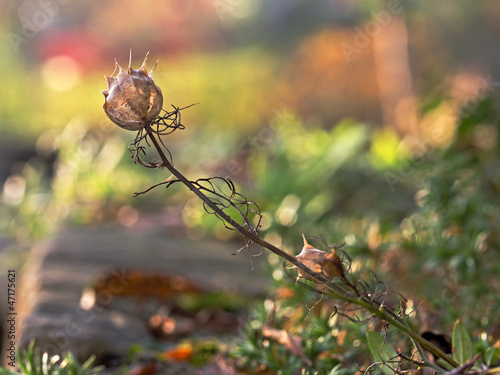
144 126 460 369
145 128 335 288
124 117 461 370
444 354 481 374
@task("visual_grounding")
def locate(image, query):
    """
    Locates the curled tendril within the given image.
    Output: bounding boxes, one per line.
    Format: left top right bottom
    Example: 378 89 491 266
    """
130 105 263 264
134 176 262 234
128 105 402 324
120 103 458 372
128 104 196 168
280 245 412 327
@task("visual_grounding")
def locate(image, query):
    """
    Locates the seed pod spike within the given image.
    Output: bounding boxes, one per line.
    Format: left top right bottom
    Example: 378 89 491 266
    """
113 59 126 77
110 60 118 77
138 51 150 75
142 51 150 66
149 60 159 77
102 75 116 98
105 75 116 85
302 234 315 250
128 49 133 74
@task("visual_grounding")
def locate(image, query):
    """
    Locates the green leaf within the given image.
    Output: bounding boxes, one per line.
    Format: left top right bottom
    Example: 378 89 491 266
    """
366 331 398 375
0 369 19 375
484 346 499 366
452 321 473 364
17 355 28 375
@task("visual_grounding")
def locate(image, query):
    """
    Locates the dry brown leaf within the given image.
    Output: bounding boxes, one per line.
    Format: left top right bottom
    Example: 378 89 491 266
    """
91 268 204 304
123 363 157 375
165 344 193 362
197 355 244 375
262 325 312 366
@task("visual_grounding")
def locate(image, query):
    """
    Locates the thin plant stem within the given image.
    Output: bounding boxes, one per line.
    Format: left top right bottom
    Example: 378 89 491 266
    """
146 129 460 370
146 131 324 282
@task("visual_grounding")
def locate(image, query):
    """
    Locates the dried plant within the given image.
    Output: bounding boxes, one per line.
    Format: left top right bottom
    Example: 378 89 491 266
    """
117 111 462 373
100 53 497 374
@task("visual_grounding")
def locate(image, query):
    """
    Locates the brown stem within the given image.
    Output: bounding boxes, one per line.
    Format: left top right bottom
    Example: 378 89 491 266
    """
147 131 329 285
146 130 459 369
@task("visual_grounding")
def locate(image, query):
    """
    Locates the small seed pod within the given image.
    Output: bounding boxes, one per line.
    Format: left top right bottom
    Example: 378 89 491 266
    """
102 51 163 131
295 234 344 280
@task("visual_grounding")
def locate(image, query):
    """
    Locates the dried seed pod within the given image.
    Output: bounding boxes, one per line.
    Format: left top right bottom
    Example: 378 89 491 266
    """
102 51 163 131
295 234 344 280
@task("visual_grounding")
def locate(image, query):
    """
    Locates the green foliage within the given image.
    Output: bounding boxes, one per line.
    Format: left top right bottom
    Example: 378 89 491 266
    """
398 97 500 328
366 331 398 375
251 112 368 214
452 321 473 364
235 97 500 373
0 119 179 243
179 111 412 243
483 346 499 367
157 48 278 133
0 341 104 375
187 339 221 367
248 112 372 242
177 290 248 313
233 279 420 374
448 319 500 370
233 292 371 374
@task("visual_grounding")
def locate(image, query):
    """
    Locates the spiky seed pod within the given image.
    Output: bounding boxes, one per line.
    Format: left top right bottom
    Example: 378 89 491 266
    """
295 234 344 281
102 51 163 131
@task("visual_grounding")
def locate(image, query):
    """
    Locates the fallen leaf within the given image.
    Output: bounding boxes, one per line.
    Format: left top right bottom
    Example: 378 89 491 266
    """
262 325 312 366
123 363 157 375
91 268 204 305
165 344 193 362
197 355 244 375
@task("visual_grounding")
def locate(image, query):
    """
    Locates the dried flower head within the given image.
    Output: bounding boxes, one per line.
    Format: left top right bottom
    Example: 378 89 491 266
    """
102 51 163 131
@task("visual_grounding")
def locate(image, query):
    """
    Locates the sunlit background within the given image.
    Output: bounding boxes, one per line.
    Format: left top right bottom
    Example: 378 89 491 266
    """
1 0 499 275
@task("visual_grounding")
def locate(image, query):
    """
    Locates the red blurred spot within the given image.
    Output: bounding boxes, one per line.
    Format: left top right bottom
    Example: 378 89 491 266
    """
36 29 105 70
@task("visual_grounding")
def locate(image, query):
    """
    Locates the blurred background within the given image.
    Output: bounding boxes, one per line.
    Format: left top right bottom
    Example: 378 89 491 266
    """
0 0 500 239
1 0 500 341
